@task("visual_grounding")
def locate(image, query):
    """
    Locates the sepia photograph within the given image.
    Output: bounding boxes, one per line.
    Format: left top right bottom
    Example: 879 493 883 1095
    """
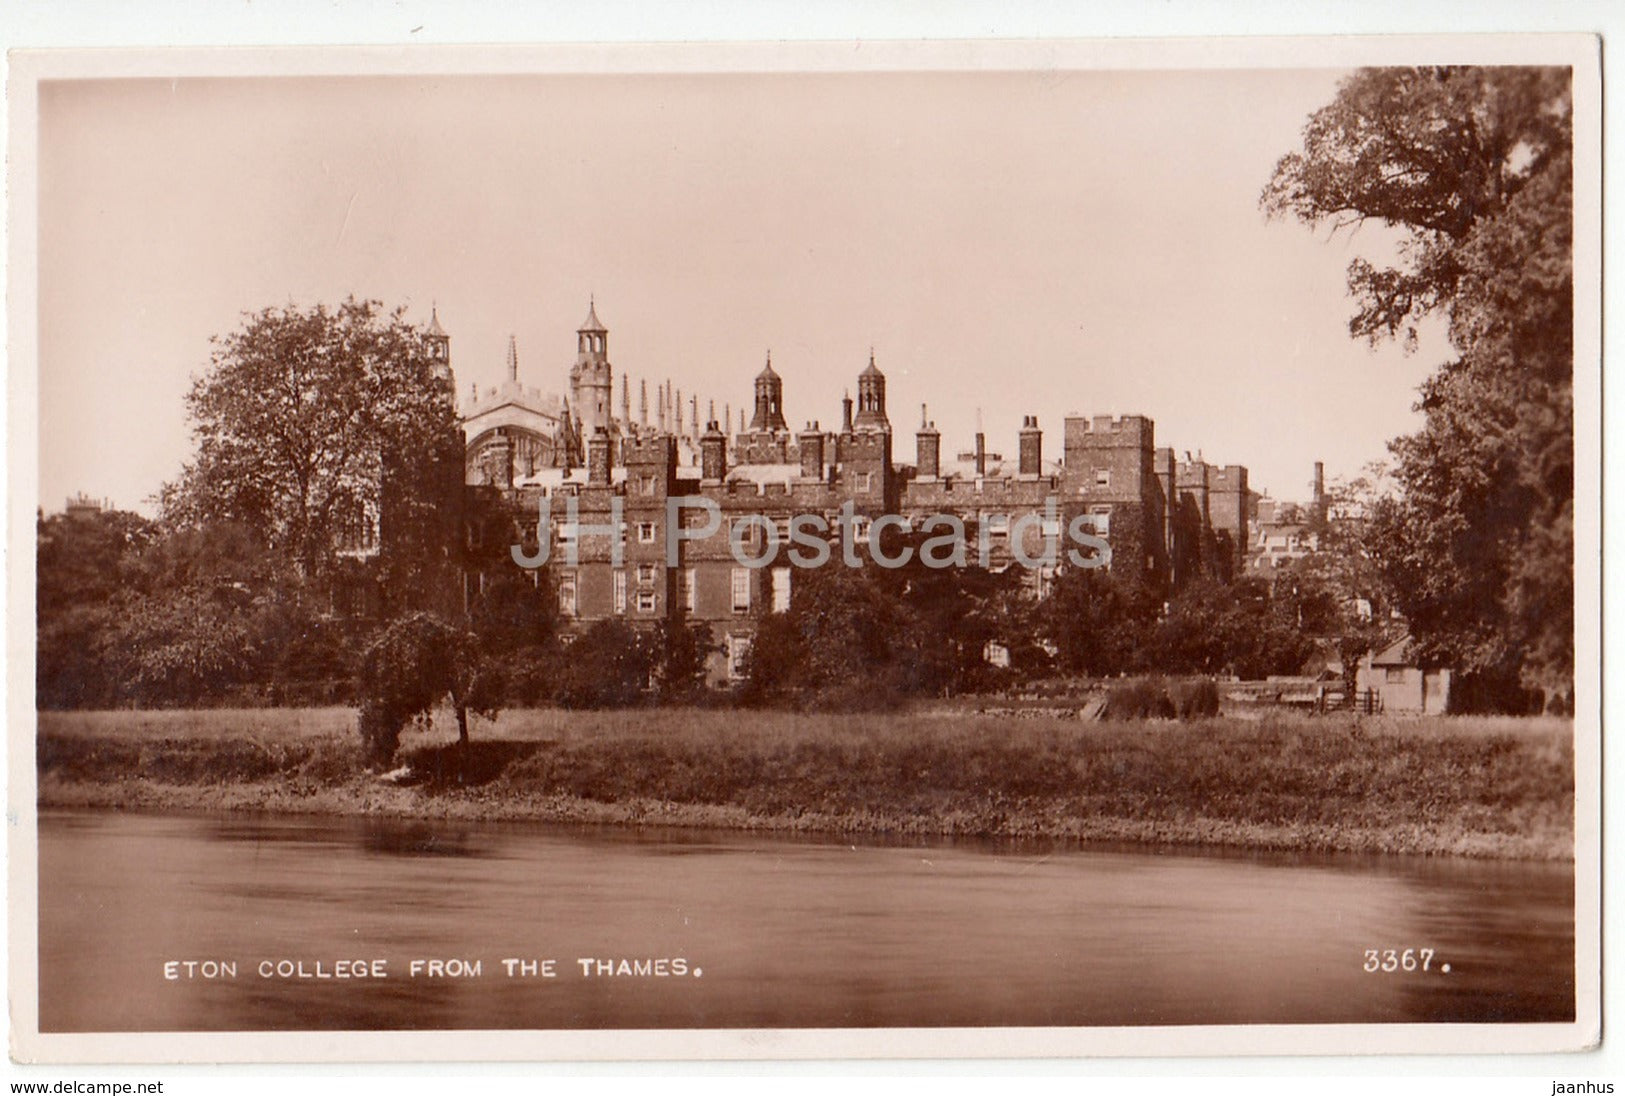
7 32 1600 1066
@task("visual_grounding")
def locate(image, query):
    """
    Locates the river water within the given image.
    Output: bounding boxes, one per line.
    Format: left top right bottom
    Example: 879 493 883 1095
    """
36 810 1574 1032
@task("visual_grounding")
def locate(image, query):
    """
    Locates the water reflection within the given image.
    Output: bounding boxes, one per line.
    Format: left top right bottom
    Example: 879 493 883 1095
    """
37 810 1573 1032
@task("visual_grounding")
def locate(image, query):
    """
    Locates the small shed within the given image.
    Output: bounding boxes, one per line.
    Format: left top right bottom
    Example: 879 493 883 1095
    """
1355 634 1451 714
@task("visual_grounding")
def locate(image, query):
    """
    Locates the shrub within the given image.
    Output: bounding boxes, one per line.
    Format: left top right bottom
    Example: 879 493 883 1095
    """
1103 676 1220 721
1168 678 1221 719
355 612 495 768
1103 677 1175 720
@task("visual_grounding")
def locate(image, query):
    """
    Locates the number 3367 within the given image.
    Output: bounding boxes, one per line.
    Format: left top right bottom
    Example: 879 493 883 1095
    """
1364 948 1434 972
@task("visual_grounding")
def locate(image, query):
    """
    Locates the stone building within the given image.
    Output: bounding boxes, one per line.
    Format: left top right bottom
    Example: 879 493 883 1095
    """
449 303 1251 685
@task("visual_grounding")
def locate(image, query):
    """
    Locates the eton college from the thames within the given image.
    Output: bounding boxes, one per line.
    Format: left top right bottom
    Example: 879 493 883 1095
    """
377 301 1257 687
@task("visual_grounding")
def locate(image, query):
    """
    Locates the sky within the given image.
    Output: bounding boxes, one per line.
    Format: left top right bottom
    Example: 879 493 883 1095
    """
36 66 1453 514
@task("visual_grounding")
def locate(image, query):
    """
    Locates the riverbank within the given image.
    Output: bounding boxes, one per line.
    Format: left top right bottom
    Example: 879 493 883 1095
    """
35 707 1575 859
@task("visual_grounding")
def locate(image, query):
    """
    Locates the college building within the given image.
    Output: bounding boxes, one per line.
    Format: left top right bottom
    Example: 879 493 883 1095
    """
449 303 1252 685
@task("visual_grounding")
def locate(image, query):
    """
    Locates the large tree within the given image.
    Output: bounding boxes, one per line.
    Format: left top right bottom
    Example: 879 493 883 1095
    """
1262 67 1573 704
164 298 459 586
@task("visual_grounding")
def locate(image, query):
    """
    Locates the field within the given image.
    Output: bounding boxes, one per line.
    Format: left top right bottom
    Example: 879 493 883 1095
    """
34 706 1575 859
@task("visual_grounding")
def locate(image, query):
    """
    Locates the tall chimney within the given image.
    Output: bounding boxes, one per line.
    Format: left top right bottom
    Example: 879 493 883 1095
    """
974 431 987 477
1018 414 1042 476
799 421 825 479
700 420 727 481
841 390 854 433
916 405 941 479
587 428 612 486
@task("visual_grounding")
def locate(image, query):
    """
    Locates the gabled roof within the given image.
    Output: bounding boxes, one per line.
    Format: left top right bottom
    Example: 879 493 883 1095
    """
1370 633 1415 667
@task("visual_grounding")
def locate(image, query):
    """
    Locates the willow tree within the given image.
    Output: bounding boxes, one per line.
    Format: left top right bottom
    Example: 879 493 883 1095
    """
1263 67 1573 707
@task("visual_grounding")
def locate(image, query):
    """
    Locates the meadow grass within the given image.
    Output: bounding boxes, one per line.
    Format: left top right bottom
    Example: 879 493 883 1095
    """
35 706 1574 859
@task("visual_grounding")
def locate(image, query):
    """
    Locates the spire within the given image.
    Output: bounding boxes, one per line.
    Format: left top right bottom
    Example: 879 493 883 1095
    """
505 335 518 383
758 349 778 379
860 346 883 377
579 295 606 333
621 374 631 427
640 379 649 427
427 305 447 337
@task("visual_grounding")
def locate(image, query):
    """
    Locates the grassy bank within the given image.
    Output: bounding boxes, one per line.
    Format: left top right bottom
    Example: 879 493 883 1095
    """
35 707 1574 859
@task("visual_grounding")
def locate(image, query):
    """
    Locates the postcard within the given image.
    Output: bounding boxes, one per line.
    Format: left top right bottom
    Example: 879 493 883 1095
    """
7 34 1601 1064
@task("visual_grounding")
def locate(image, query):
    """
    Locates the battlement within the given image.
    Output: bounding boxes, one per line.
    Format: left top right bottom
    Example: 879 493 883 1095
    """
1063 414 1153 450
1211 465 1249 492
622 435 677 465
839 431 889 460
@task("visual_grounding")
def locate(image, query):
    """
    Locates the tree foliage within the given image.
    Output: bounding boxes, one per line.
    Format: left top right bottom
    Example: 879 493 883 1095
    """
164 298 459 584
1263 66 1573 702
356 612 495 768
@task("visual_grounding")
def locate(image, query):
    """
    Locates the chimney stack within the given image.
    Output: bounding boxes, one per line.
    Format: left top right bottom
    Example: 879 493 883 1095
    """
916 405 941 479
1018 414 1042 476
700 420 727 482
799 421 825 479
974 431 987 477
587 428 612 486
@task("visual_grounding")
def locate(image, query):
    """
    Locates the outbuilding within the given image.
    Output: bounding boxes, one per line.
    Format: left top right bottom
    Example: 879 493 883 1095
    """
1355 634 1451 714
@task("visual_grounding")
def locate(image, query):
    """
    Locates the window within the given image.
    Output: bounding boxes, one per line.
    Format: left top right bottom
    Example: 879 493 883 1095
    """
731 567 752 612
855 471 873 491
613 570 627 613
727 635 753 680
558 572 578 617
1385 667 1406 684
682 567 696 612
1089 506 1111 535
637 591 657 613
771 568 791 613
637 563 658 585
852 516 871 542
1095 469 1111 488
986 513 1010 537
639 475 657 495
637 521 657 544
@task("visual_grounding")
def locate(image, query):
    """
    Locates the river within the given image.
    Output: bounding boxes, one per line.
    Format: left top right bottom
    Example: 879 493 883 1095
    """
36 810 1574 1032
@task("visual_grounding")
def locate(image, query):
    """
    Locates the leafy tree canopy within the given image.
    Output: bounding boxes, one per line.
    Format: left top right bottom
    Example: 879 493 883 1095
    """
1263 67 1573 701
163 298 458 581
